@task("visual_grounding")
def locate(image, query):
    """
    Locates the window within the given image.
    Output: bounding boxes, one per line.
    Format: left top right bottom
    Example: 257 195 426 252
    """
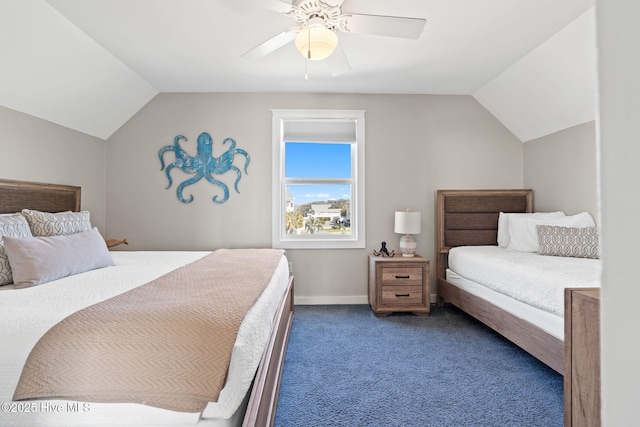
272 109 365 249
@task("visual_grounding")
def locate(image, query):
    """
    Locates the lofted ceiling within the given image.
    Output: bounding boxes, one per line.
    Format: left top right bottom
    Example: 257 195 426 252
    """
0 0 595 141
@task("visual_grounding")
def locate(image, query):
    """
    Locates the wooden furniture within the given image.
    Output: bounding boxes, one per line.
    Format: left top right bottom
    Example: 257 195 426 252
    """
0 178 293 427
564 288 600 427
368 254 430 316
436 189 565 374
0 178 81 214
244 275 294 427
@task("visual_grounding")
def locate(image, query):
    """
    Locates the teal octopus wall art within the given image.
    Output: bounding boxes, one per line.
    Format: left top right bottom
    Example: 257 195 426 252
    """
158 132 250 204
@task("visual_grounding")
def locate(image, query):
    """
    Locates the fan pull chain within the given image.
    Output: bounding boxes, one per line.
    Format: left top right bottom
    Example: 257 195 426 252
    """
305 26 311 81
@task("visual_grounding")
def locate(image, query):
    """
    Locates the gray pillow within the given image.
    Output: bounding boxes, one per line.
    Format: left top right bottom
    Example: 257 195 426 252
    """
0 214 33 285
21 209 91 237
4 227 115 289
536 225 599 259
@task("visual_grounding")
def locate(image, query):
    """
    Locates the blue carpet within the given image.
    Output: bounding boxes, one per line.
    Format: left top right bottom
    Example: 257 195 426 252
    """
274 304 563 427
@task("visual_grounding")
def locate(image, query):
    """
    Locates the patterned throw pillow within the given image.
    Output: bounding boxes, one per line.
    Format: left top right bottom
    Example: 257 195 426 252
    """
536 225 599 259
21 209 91 237
0 214 33 285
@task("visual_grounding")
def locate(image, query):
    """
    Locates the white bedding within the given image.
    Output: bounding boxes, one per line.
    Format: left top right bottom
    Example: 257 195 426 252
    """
445 269 566 340
0 251 290 427
447 246 601 317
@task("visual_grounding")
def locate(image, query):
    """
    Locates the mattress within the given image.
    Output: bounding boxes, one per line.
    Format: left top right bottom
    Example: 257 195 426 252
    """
447 246 601 317
446 269 566 340
0 251 289 427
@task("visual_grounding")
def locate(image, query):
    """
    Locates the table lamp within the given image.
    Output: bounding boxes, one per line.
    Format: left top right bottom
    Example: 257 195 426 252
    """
394 210 421 257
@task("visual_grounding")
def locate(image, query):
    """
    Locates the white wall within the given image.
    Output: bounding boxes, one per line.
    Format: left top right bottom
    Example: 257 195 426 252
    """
523 121 598 220
105 93 523 303
0 105 107 231
473 7 596 142
597 0 640 424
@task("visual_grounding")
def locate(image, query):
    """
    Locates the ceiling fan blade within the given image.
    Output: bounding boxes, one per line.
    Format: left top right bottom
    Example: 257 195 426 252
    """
325 42 350 76
321 0 345 7
341 14 426 39
241 30 297 60
264 0 294 14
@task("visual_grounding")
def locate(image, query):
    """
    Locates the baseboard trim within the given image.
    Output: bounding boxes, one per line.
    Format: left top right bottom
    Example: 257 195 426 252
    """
294 296 369 305
294 294 438 306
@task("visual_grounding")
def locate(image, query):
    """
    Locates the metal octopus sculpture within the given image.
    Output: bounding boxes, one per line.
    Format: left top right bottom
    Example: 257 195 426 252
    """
372 241 395 257
158 132 250 204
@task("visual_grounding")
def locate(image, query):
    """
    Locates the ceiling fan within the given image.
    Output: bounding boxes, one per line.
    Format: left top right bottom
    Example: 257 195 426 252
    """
241 0 426 76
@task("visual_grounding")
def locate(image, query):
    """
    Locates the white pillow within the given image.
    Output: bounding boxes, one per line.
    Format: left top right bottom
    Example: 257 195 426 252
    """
497 211 565 248
507 212 596 252
21 209 91 237
3 227 114 289
0 214 33 285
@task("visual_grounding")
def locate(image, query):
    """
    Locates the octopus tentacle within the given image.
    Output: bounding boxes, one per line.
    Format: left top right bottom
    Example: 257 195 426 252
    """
167 135 188 164
158 134 188 174
164 162 182 189
158 145 175 171
222 137 236 151
174 135 187 146
176 170 204 204
233 148 251 175
205 174 229 204
230 165 242 194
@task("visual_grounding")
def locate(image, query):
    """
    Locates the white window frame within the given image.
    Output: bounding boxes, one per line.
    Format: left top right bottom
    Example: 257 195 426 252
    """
272 109 365 249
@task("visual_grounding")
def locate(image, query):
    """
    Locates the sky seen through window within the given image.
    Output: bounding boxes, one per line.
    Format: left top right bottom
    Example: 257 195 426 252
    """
285 142 351 205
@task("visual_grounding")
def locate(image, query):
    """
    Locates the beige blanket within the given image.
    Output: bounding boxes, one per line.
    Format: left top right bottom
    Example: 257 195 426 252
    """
13 248 284 413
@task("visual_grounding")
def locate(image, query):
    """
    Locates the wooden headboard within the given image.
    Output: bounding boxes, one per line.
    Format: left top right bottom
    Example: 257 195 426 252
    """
0 179 81 214
436 189 533 278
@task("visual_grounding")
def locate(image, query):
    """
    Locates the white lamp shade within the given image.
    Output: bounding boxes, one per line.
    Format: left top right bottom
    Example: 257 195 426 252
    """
295 25 338 60
394 211 421 235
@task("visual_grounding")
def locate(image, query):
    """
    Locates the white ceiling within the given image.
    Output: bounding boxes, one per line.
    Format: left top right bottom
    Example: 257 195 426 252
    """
0 0 596 141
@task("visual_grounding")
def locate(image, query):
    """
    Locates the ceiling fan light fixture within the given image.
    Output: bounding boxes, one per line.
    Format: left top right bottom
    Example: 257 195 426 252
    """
294 24 338 61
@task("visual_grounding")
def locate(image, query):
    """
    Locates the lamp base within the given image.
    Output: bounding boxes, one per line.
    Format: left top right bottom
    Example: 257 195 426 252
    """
399 234 417 257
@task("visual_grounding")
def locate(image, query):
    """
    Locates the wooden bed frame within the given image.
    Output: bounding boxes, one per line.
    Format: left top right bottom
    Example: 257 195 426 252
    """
0 178 294 427
436 189 564 375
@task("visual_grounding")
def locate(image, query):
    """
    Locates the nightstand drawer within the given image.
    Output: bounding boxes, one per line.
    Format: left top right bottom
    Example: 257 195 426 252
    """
381 285 423 305
381 267 422 286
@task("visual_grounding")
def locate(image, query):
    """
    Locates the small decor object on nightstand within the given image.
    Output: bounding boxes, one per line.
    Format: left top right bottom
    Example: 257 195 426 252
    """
372 241 395 257
394 210 421 257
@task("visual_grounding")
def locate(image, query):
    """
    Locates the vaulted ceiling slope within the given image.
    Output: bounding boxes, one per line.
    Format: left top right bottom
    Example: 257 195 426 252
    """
0 0 595 141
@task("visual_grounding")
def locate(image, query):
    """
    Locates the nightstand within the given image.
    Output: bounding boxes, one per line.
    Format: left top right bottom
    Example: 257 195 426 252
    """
368 254 430 317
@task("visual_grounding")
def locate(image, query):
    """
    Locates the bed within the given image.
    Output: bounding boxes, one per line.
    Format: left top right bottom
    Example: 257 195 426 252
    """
436 189 600 374
0 178 294 427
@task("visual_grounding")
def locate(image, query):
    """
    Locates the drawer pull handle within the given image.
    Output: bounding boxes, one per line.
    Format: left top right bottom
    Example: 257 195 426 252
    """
395 275 410 279
396 293 411 297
